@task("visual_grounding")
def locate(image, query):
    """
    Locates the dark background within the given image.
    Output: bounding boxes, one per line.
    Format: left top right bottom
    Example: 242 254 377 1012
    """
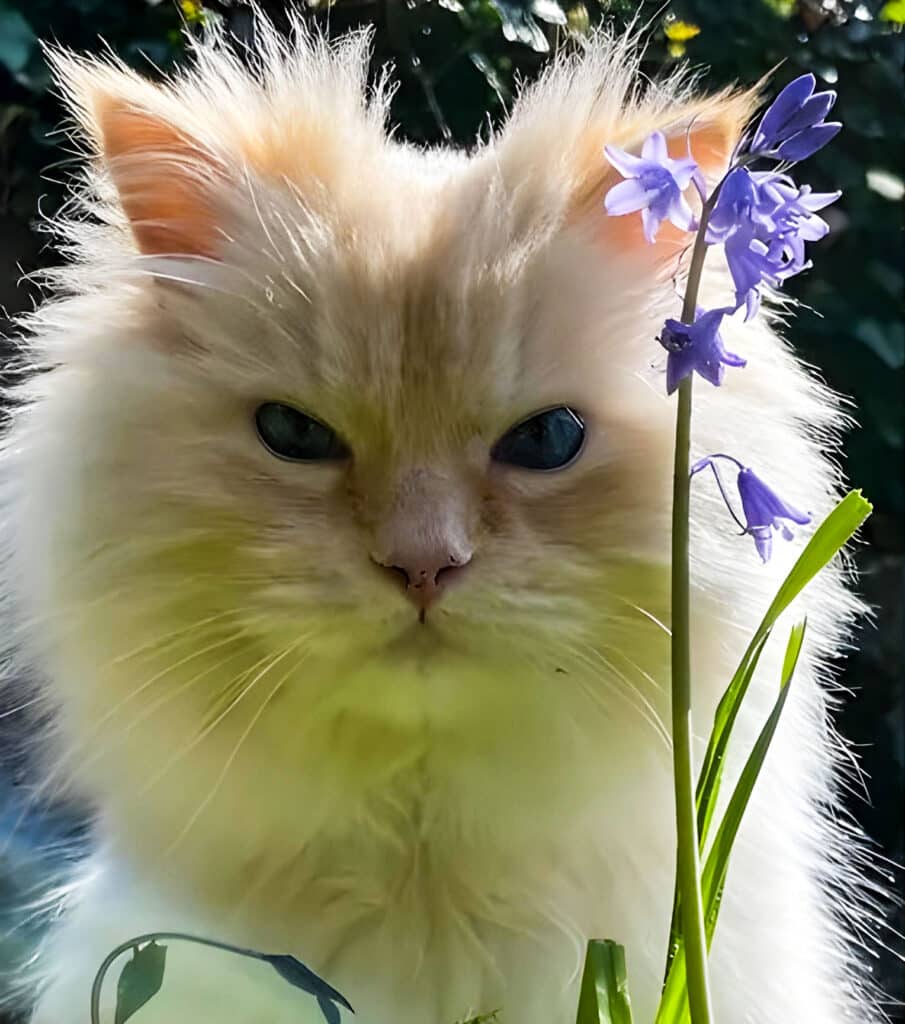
0 0 902 1018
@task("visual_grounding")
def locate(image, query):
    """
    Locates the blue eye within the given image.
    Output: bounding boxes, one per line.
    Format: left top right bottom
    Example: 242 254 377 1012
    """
255 403 349 462
492 406 585 470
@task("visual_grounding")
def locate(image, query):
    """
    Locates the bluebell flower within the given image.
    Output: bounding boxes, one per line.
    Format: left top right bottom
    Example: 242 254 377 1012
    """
659 307 746 394
604 131 700 242
691 454 811 562
750 73 841 160
706 168 840 318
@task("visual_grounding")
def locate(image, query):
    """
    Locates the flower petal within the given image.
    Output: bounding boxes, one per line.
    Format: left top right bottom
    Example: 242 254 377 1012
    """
750 526 773 563
796 188 841 212
667 193 696 232
775 122 842 161
754 73 816 149
780 90 837 137
666 348 696 394
642 130 669 164
603 144 648 178
604 178 652 216
668 156 699 190
641 206 661 243
737 468 811 528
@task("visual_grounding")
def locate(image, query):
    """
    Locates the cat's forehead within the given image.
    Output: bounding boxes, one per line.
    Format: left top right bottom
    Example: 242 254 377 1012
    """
245 160 559 432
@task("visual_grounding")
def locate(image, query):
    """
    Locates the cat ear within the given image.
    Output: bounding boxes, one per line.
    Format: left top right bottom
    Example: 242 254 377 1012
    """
48 51 229 258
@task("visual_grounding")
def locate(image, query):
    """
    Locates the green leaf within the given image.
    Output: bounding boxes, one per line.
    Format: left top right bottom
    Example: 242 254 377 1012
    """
114 942 167 1024
661 492 870 1004
0 7 37 75
701 622 803 938
696 490 870 844
575 940 634 1024
657 624 803 1024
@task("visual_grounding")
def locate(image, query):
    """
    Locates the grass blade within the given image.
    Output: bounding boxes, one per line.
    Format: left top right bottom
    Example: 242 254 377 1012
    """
575 940 635 1024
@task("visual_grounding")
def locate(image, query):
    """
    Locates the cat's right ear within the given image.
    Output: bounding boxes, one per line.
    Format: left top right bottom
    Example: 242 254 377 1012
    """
47 50 229 259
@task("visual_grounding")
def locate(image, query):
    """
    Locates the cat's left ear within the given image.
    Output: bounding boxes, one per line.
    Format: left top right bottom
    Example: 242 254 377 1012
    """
48 50 230 259
572 92 756 258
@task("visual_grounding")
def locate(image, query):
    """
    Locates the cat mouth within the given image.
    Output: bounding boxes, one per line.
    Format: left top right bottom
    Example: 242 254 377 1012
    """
384 612 452 655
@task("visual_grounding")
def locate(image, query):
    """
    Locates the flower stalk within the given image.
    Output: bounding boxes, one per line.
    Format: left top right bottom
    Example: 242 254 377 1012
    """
668 187 720 1024
601 70 845 1024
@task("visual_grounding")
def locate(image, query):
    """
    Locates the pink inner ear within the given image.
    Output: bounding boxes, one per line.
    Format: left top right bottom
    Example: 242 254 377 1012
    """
665 121 733 178
98 101 225 258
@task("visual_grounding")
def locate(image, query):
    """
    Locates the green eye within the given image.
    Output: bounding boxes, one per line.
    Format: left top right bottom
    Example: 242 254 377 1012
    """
491 406 585 470
255 403 349 462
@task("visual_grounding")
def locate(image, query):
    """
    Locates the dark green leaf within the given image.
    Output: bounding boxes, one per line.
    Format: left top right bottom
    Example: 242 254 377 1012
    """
262 954 353 1014
317 995 342 1024
0 7 37 74
853 319 905 370
114 942 166 1024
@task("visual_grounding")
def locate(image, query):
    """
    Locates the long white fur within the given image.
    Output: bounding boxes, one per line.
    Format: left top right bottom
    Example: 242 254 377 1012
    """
0 11 887 1024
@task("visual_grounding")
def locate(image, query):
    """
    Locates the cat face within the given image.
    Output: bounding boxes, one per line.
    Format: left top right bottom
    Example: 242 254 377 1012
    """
6 21 754 864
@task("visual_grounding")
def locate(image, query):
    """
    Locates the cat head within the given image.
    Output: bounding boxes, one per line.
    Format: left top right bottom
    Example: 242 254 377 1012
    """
6 16 771 862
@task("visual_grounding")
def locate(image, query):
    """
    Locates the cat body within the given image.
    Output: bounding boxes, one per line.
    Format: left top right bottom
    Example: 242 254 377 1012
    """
0 16 880 1024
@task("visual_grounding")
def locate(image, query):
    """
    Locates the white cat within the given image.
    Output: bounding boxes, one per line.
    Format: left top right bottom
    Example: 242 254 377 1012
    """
0 13 882 1024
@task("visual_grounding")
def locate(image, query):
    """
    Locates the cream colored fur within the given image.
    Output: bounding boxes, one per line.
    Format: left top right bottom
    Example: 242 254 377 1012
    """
0 12 883 1024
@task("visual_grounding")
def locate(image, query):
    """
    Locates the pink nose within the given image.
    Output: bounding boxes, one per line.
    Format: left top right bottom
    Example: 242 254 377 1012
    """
373 547 472 618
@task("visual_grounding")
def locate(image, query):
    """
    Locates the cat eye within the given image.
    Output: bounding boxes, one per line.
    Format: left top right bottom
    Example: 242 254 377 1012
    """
491 406 585 471
255 403 349 462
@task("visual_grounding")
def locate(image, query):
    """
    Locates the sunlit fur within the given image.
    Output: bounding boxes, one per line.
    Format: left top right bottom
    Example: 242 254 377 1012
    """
0 13 885 1024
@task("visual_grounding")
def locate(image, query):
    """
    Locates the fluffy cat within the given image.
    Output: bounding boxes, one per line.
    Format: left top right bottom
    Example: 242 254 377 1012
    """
0 12 884 1024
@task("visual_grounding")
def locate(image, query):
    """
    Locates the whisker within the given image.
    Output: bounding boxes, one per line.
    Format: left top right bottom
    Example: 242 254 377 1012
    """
108 610 240 667
565 642 671 749
137 637 309 800
167 648 307 853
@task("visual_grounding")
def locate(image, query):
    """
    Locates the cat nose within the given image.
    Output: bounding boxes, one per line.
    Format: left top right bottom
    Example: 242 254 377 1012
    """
373 547 472 616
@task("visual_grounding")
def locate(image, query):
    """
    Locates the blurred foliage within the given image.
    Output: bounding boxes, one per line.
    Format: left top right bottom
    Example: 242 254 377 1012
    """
0 0 901 1014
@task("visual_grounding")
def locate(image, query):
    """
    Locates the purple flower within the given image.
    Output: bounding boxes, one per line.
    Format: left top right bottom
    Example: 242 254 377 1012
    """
750 73 841 160
691 454 811 562
705 168 840 317
659 307 746 394
604 131 700 242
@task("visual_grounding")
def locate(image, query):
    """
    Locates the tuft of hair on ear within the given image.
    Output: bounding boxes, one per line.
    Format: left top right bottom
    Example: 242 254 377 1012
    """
42 11 391 261
44 46 230 259
493 29 761 262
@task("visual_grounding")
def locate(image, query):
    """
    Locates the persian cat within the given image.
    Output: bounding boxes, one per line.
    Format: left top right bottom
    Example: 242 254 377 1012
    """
0 12 883 1024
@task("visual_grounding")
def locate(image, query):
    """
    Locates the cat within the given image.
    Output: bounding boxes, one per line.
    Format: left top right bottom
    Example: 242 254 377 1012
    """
0 11 884 1024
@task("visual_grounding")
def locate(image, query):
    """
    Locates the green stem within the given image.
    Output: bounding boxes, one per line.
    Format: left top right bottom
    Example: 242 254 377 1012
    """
668 186 722 1024
671 375 712 1024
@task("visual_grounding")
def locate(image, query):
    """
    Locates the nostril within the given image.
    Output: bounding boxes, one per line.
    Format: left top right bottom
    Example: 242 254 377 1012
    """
385 564 411 589
371 550 473 610
435 560 467 585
